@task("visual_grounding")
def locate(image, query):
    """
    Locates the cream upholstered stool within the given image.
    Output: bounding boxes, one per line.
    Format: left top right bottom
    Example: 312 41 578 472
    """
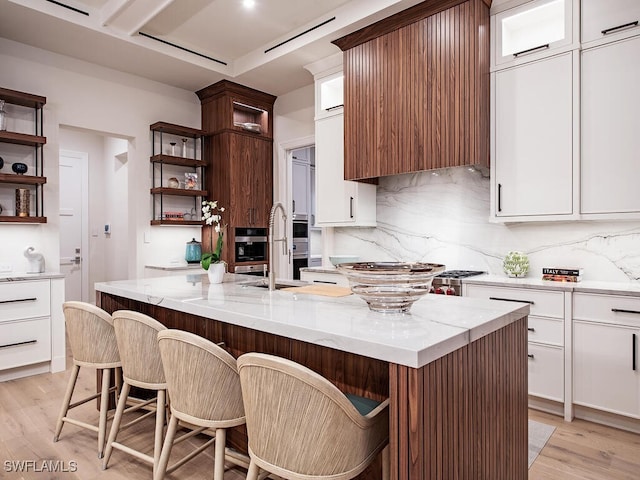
237 352 390 480
155 329 250 480
53 301 122 458
102 310 168 474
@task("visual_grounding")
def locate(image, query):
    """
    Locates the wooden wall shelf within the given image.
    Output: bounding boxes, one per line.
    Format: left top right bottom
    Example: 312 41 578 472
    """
150 187 207 197
0 173 47 185
149 155 206 168
0 131 46 147
150 219 204 226
0 216 47 224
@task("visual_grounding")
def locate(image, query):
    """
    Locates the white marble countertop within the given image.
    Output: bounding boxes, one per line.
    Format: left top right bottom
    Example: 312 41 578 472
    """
95 273 529 368
0 272 65 281
463 274 640 296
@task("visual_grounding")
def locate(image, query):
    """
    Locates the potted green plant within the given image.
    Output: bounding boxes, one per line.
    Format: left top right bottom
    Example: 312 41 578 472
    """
201 200 226 283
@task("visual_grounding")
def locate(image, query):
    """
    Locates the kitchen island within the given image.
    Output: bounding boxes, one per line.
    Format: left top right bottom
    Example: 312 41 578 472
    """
96 273 530 480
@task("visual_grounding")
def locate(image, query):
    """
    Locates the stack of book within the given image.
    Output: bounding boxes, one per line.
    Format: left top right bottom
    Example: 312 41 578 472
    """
542 268 583 282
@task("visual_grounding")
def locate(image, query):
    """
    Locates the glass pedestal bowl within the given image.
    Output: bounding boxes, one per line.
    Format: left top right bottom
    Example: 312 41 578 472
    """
337 262 446 313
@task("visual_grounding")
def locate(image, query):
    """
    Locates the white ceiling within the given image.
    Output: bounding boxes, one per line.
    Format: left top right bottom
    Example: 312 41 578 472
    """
0 0 425 96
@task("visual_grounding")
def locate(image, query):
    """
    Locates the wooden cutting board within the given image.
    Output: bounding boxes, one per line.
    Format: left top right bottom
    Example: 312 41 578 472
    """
281 284 352 297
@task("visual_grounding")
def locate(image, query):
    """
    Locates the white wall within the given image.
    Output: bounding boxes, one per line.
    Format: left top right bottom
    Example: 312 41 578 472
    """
0 38 202 277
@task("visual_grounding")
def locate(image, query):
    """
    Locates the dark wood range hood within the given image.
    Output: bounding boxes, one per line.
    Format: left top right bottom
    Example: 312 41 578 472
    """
333 0 491 181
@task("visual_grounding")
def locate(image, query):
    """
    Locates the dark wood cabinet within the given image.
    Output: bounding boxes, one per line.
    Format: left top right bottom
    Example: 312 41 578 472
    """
197 81 276 271
333 0 490 180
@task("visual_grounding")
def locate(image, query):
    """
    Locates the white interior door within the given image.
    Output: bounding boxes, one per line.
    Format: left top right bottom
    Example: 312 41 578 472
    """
59 150 89 302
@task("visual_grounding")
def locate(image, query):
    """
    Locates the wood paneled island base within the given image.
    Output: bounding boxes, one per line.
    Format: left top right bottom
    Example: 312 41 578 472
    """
98 292 527 480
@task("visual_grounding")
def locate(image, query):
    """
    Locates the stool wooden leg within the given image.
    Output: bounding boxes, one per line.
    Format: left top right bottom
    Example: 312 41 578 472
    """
102 382 131 469
154 413 178 480
213 428 226 480
53 364 80 442
382 445 390 480
153 389 166 475
246 459 260 480
98 367 111 458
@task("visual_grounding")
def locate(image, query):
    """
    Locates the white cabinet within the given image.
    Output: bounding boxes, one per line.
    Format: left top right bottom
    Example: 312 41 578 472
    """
315 114 376 226
310 165 316 227
492 0 573 68
580 35 640 215
493 52 574 219
573 292 640 418
0 277 65 381
292 159 310 221
464 283 571 418
581 0 640 45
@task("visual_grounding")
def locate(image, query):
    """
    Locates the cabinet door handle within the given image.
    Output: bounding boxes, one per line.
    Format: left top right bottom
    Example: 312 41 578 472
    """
0 297 37 304
325 104 344 111
633 333 637 371
527 327 535 332
0 339 37 349
602 21 639 36
349 196 354 218
527 354 534 359
497 183 502 212
292 200 296 213
313 280 338 285
612 308 640 315
489 296 535 305
513 44 549 57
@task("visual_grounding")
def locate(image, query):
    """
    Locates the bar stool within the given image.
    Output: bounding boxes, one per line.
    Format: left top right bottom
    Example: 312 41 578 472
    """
102 310 167 474
155 329 249 480
237 352 390 480
53 301 122 458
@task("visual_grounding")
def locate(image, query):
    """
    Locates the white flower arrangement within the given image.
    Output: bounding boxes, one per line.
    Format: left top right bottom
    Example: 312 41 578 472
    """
201 200 226 270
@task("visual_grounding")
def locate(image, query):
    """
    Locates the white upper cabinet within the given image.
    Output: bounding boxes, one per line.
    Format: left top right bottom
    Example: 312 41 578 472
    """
493 52 574 218
493 0 574 68
581 35 640 215
582 0 640 45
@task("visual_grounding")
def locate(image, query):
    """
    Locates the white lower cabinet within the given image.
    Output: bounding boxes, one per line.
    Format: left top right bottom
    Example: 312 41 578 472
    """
0 277 65 381
464 283 571 417
300 269 349 287
573 293 640 419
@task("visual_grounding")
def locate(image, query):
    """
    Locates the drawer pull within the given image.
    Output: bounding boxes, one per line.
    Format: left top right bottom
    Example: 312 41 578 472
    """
0 297 37 304
527 327 535 332
0 339 37 349
513 44 549 57
611 308 640 315
634 333 637 372
313 280 338 285
489 296 534 305
601 21 639 36
527 354 534 359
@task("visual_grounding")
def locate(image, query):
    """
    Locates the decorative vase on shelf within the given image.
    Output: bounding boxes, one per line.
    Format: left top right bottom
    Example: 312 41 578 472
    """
207 262 225 284
0 100 6 131
12 162 28 175
503 251 529 278
181 138 188 157
169 142 177 156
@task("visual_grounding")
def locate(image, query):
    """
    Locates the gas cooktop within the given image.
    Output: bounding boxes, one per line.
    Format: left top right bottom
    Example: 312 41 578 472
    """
436 270 485 279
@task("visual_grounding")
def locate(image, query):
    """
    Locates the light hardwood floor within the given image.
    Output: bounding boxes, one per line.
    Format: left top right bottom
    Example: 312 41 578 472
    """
1 358 639 479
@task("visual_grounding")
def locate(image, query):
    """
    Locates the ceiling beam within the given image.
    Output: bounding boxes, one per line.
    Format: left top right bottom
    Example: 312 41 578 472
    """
127 0 176 36
100 0 134 26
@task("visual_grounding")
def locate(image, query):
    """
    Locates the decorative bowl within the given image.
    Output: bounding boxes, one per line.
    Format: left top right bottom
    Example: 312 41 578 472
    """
329 255 359 266
337 262 446 313
12 162 28 175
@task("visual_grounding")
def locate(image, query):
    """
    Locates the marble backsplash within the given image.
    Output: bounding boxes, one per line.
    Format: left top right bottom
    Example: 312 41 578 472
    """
334 167 640 282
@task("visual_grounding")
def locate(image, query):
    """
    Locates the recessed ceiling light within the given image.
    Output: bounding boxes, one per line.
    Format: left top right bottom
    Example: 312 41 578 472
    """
243 0 256 8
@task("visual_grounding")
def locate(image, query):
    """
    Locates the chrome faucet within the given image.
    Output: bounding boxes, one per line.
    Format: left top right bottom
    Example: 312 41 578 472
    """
268 202 288 291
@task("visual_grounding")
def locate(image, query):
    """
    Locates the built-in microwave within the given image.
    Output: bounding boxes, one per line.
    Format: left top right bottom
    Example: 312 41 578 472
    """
235 227 267 263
